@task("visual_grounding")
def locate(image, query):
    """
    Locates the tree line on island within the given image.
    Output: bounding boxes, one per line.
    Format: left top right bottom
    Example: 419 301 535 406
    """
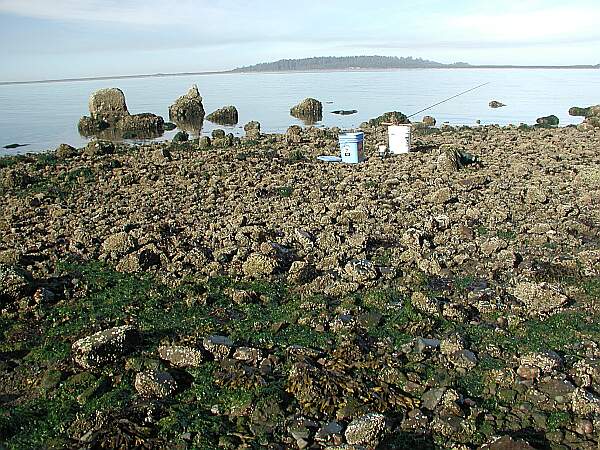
232 56 471 72
232 55 600 73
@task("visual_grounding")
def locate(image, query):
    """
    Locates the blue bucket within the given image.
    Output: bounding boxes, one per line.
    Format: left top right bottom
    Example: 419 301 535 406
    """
339 132 365 164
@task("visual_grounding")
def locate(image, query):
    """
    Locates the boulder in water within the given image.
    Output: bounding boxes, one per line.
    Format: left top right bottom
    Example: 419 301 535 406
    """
88 88 129 123
290 98 323 123
79 88 164 138
536 115 559 127
169 85 205 121
206 106 239 125
331 109 357 115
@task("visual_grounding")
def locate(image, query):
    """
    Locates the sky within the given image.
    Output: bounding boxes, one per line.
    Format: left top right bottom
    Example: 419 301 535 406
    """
0 0 599 81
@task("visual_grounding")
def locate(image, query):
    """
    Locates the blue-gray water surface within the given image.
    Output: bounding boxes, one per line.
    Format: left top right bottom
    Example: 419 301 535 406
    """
0 69 598 155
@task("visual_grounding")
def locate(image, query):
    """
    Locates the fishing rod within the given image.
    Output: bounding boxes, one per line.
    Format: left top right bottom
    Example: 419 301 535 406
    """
407 82 490 119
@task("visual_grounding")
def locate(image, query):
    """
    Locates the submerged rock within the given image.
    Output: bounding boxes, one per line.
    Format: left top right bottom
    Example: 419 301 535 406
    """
72 325 140 369
169 84 205 121
331 109 357 115
489 100 506 108
206 106 239 125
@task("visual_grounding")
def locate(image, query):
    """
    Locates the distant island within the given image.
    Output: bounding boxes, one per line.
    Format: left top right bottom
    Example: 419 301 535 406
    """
232 55 600 73
1 55 598 86
231 56 467 72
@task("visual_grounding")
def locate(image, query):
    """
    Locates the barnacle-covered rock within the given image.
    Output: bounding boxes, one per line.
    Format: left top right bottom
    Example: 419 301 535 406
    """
134 370 177 398
158 345 203 368
72 325 140 369
345 413 386 446
203 335 234 360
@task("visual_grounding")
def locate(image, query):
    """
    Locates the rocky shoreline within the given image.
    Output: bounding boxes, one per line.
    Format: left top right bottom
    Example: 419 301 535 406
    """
1 118 600 449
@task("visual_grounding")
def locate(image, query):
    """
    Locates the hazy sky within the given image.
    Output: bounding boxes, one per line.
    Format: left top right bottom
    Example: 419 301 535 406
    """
1 0 599 81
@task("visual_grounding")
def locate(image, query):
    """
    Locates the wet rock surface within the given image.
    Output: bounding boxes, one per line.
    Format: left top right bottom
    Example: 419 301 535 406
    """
1 123 600 449
206 105 239 125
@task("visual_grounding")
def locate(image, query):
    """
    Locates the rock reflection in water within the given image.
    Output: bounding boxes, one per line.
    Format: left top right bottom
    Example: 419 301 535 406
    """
171 117 204 138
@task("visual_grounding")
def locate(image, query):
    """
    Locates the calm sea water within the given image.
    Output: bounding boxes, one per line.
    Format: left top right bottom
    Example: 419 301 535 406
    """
0 69 598 155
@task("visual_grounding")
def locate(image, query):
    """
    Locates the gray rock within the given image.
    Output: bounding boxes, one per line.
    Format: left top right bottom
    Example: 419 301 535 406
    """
72 325 139 369
291 98 323 123
134 370 177 398
489 101 506 109
244 121 261 139
423 115 437 126
203 335 233 360
414 337 441 354
345 413 386 446
206 106 238 125
513 282 569 316
422 388 446 410
0 264 32 303
88 88 129 122
169 85 205 120
55 143 78 159
83 140 115 157
158 345 203 368
1 168 31 189
344 259 378 283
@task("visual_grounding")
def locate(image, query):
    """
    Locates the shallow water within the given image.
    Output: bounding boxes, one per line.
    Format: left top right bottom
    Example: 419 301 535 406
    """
0 68 598 155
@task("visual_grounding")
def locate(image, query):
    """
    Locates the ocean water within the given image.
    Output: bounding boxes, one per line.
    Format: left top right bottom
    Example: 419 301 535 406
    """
0 69 598 155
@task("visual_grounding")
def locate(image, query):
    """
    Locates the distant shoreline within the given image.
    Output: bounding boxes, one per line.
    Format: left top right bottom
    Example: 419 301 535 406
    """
1 65 598 86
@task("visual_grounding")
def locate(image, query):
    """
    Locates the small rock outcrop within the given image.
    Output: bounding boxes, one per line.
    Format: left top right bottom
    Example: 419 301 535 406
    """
72 325 140 369
206 106 239 125
489 100 506 108
169 85 205 121
88 88 129 122
422 115 437 126
290 98 323 124
367 111 409 127
536 115 559 127
570 104 600 130
244 121 261 139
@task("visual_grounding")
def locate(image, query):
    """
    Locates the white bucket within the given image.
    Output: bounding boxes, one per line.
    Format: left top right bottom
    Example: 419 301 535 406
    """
388 125 412 154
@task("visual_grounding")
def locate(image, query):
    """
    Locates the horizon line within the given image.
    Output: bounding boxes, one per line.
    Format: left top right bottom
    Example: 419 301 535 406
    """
1 64 599 86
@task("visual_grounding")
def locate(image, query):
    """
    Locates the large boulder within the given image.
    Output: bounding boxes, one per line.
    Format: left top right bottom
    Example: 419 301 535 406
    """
290 98 323 123
72 325 140 369
206 106 239 125
571 105 600 130
79 88 164 138
88 88 129 122
169 85 205 120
